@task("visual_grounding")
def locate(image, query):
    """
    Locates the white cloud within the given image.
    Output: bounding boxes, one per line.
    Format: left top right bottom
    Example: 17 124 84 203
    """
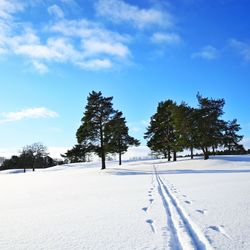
60 0 76 5
0 0 131 73
191 45 219 60
95 0 172 29
32 61 49 74
0 0 176 72
151 32 181 45
0 107 58 123
50 19 130 43
229 39 250 62
48 4 64 18
82 39 129 58
0 0 24 20
77 59 113 70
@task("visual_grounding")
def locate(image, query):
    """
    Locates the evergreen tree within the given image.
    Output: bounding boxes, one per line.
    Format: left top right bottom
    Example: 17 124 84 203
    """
105 111 140 165
62 144 89 163
145 100 181 161
171 103 198 159
223 119 243 153
76 91 116 170
195 94 225 160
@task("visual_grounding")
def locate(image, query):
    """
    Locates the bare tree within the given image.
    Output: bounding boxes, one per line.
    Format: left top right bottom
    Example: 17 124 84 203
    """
21 142 49 171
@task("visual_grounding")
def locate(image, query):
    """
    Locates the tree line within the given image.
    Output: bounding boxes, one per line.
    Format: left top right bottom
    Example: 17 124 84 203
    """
1 91 244 171
145 93 244 160
1 143 57 172
62 91 245 169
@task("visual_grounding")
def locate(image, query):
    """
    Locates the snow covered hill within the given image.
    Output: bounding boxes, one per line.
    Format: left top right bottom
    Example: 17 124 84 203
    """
1 155 250 250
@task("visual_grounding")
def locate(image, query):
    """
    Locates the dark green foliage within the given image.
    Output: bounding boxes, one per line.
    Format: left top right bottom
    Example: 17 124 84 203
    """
195 94 226 159
1 143 54 172
105 111 140 165
62 144 89 163
145 94 244 161
77 91 139 169
223 119 243 153
77 91 116 169
171 103 198 159
144 100 181 161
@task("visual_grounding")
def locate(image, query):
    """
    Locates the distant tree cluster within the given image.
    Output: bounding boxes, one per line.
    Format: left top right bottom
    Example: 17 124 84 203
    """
1 143 55 172
145 94 244 160
63 91 140 169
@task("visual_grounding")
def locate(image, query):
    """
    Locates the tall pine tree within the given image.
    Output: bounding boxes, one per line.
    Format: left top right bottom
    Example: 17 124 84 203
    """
76 91 116 170
145 100 181 161
105 111 140 165
223 119 243 153
196 94 225 160
171 103 198 159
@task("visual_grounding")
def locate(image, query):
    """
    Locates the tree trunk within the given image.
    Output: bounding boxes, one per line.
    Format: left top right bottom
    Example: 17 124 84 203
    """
202 147 209 160
119 152 122 166
212 146 215 156
100 126 106 170
101 152 106 169
190 147 194 159
167 148 171 161
163 151 167 159
173 151 177 161
100 124 106 170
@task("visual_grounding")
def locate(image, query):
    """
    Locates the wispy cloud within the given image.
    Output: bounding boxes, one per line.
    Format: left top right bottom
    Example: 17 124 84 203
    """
76 58 113 70
191 45 219 60
48 4 64 19
0 0 178 72
0 0 24 20
32 61 49 74
82 39 130 58
0 107 58 124
0 2 131 72
95 0 172 29
151 32 181 45
229 39 250 62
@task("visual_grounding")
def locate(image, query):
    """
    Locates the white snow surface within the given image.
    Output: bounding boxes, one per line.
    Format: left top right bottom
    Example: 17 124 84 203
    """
1 155 250 250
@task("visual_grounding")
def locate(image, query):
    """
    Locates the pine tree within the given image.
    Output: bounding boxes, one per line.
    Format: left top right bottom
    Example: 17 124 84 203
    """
62 144 89 163
105 111 140 165
171 103 198 159
145 100 181 161
76 91 116 170
223 119 243 153
195 94 225 160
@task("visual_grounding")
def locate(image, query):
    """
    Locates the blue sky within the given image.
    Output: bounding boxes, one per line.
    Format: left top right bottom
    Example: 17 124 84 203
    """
0 0 250 158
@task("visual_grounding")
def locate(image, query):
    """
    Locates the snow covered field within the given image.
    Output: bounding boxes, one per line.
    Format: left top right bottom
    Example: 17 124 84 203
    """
1 155 250 250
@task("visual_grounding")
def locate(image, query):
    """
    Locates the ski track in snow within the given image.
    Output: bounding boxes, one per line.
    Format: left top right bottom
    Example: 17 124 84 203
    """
153 165 213 250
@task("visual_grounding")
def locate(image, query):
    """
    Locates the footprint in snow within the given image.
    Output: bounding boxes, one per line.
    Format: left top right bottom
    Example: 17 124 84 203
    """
184 200 192 205
146 219 156 233
196 209 207 215
208 225 232 239
142 207 148 212
149 198 154 204
183 195 187 198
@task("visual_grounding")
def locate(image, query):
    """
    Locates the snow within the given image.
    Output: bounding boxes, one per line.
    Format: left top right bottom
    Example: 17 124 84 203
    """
0 155 250 249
